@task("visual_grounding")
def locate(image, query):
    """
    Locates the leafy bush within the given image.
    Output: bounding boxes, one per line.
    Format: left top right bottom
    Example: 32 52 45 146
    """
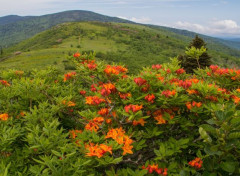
0 52 240 175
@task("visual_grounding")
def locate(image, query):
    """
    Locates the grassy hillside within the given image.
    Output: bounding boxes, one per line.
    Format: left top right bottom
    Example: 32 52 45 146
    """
0 10 133 47
1 22 239 73
1 10 240 53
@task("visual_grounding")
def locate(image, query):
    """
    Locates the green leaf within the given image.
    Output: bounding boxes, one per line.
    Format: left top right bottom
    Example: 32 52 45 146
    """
111 157 123 164
51 150 62 157
228 132 240 139
199 127 212 143
204 145 222 156
3 163 11 176
220 162 235 173
215 111 225 121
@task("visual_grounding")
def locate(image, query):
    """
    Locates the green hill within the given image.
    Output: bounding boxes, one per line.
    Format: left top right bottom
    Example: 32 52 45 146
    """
0 10 133 47
0 22 239 73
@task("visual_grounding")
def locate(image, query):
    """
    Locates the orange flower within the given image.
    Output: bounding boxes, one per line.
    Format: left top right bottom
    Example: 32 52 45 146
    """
0 80 10 86
105 118 112 124
145 94 155 103
99 144 112 154
0 113 9 121
100 83 116 96
161 90 176 98
142 164 167 175
192 101 202 108
152 64 162 70
16 111 26 119
205 96 218 102
119 92 131 100
20 111 26 116
134 77 147 86
98 108 109 116
124 104 143 113
178 80 192 89
133 118 146 126
237 89 240 93
189 157 203 169
187 89 199 95
157 76 165 82
186 102 192 110
232 95 240 104
105 127 133 155
186 101 202 110
62 100 76 107
87 63 97 70
153 109 174 124
175 68 185 75
85 96 105 105
154 114 166 124
69 130 82 139
105 127 125 140
93 117 104 125
112 111 117 118
85 143 112 158
79 90 86 96
85 122 100 132
63 72 76 82
104 65 127 75
73 52 81 58
122 143 133 155
85 117 104 132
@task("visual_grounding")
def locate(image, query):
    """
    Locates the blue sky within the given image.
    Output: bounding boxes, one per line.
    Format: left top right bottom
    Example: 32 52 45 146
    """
0 0 240 37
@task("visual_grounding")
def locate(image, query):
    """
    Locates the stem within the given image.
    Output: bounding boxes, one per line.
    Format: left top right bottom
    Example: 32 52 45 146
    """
196 57 201 69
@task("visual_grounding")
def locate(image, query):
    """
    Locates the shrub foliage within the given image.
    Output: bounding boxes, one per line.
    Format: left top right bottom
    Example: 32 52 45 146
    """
178 35 212 73
0 52 240 175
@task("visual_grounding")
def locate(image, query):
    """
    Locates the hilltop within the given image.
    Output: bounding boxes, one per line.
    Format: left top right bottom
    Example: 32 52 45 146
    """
0 10 133 47
1 22 239 73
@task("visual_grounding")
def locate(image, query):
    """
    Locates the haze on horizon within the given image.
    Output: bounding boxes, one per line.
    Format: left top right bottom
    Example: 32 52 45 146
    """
0 0 239 38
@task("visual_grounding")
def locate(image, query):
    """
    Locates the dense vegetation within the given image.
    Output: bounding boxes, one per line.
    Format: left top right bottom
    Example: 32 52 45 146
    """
0 51 240 175
0 22 239 73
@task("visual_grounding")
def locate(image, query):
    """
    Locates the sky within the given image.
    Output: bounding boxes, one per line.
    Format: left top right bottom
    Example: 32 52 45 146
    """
0 0 240 38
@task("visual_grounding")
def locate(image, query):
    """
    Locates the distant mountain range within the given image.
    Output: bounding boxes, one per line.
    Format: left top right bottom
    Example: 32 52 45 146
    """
0 10 240 51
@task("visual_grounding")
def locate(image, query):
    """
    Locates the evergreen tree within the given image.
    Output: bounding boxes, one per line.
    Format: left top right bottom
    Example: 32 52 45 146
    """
178 35 211 73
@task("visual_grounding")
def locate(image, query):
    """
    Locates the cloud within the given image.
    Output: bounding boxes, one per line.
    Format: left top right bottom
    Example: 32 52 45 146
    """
174 19 240 36
117 16 152 23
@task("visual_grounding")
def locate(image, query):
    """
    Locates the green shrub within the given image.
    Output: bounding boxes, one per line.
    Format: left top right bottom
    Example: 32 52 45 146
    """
0 53 240 175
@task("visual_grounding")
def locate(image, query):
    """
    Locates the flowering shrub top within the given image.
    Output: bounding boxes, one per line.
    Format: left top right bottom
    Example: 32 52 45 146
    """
0 52 240 175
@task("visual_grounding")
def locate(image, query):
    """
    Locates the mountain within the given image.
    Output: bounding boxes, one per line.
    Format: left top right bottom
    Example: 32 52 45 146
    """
0 10 133 47
150 25 240 50
1 9 240 53
1 22 239 73
220 38 240 42
0 15 28 25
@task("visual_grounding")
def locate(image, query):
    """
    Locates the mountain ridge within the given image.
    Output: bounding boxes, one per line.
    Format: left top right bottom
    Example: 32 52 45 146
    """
0 10 134 47
0 10 240 51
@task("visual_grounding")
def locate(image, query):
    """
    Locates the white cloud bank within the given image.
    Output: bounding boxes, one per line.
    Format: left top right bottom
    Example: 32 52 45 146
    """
117 16 152 24
174 20 240 36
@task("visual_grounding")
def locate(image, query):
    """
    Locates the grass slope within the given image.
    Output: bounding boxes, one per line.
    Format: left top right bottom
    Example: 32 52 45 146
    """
0 10 133 47
0 22 239 73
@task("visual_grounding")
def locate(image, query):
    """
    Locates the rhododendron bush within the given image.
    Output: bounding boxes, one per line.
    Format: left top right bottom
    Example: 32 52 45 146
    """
0 52 240 175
